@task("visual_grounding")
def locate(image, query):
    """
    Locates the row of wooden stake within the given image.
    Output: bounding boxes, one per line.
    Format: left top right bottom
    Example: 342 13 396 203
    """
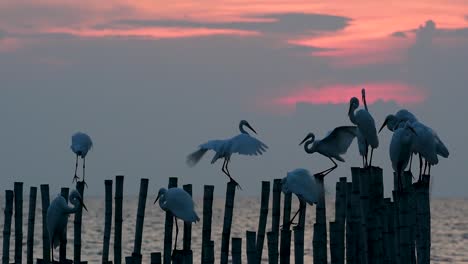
1 167 431 264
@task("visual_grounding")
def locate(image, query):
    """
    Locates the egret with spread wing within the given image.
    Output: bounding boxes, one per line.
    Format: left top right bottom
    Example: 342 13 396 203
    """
71 132 93 186
187 120 268 188
300 126 358 178
154 187 199 254
47 190 87 262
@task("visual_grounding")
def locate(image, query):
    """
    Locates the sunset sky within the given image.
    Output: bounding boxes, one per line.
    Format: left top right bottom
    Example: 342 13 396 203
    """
1 1 467 196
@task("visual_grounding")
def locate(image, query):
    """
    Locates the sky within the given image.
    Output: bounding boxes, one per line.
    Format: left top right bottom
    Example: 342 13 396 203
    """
0 0 467 197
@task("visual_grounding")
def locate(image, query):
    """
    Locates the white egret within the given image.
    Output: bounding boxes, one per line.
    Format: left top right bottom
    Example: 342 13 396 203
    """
47 190 87 262
187 120 268 188
281 168 320 227
390 122 417 190
154 187 199 253
348 89 379 167
71 132 93 185
299 126 358 178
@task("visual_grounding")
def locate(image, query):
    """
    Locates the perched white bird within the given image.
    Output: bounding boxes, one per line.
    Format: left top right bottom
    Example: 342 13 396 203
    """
281 168 320 227
47 190 87 262
71 132 93 185
300 126 358 177
154 187 199 251
348 89 379 167
187 120 268 188
390 122 417 190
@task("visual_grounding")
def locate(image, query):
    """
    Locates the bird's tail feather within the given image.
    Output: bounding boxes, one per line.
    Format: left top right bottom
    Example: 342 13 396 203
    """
187 148 208 167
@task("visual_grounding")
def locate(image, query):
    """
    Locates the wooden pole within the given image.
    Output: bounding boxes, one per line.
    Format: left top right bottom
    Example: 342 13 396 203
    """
232 237 242 264
163 177 178 264
26 187 37 264
335 178 347 264
114 175 125 264
2 190 14 264
267 231 278 264
102 180 113 264
150 252 162 264
246 231 257 264
313 175 327 264
74 181 85 263
202 185 214 264
357 168 370 264
415 174 431 264
220 181 237 264
132 178 149 263
280 192 292 264
14 182 24 264
271 179 282 264
59 188 69 262
329 221 338 264
203 241 215 264
256 181 270 263
40 184 51 263
294 201 306 264
382 198 395 264
345 182 356 264
183 184 193 251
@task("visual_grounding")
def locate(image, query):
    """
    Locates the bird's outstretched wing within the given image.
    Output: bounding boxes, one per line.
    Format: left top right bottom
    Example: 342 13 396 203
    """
322 126 358 155
229 134 268 156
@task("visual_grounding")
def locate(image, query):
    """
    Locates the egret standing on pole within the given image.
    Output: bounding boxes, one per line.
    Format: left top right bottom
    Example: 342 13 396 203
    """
187 120 268 188
47 190 88 262
299 126 357 178
390 122 417 190
71 132 93 186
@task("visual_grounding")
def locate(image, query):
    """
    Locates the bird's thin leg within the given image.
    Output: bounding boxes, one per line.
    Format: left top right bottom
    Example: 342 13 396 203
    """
281 197 302 229
362 155 365 168
428 164 431 176
73 154 80 183
419 154 423 182
369 148 374 168
225 158 242 190
51 245 54 263
81 157 88 188
423 160 428 175
174 217 179 251
316 158 338 177
365 143 369 167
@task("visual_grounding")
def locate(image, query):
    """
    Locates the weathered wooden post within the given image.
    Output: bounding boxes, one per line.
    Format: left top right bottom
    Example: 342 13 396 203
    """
150 252 162 264
203 241 215 264
280 192 292 264
14 182 24 264
59 188 70 263
270 179 282 264
313 175 327 264
74 181 85 263
202 185 214 264
357 168 370 264
26 187 37 264
2 190 14 264
415 174 431 264
232 237 242 264
267 231 278 264
131 178 149 264
163 177 178 264
102 180 113 264
329 221 338 264
294 201 306 264
256 181 270 263
345 182 356 264
39 184 51 263
382 198 396 264
115 175 125 264
183 184 193 264
220 181 237 264
246 231 257 264
333 177 347 264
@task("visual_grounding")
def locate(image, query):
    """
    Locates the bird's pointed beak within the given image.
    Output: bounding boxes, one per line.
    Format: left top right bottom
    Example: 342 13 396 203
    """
379 118 388 133
299 135 310 145
154 193 161 204
78 197 88 212
246 123 257 134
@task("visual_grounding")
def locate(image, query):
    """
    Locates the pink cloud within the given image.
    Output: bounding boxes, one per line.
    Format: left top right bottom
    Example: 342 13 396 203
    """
273 83 426 107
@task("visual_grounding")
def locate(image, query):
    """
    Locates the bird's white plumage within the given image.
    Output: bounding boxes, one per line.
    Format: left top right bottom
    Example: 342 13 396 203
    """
71 132 93 157
157 188 200 223
390 123 415 174
408 121 439 165
281 168 319 205
349 98 379 149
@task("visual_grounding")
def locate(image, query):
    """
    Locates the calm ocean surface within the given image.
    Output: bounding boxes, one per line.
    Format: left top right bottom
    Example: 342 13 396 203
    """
1 196 467 263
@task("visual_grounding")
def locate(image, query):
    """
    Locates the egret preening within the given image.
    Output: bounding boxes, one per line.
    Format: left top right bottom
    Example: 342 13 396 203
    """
187 120 268 188
348 89 379 167
390 122 417 190
71 132 93 186
281 168 320 227
154 187 199 253
300 126 358 178
47 190 88 262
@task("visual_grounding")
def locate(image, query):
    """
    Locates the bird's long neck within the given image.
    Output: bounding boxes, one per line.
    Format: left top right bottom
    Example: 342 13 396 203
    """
303 140 315 154
64 202 81 214
239 123 248 134
348 108 357 124
362 94 369 112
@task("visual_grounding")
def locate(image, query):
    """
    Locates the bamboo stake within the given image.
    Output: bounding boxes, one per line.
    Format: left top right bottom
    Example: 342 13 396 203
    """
280 192 292 264
40 184 51 263
220 181 237 264
345 182 356 264
2 190 14 264
114 175 125 264
293 225 304 264
59 188 69 262
74 181 85 263
313 175 327 264
246 231 257 264
267 232 278 264
26 187 37 264
132 178 149 263
329 222 338 264
335 178 347 264
256 181 270 263
203 241 214 264
232 237 242 264
163 177 178 264
14 182 24 264
150 252 162 264
183 184 193 251
415 174 431 264
202 185 214 264
102 180 113 264
357 168 370 264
